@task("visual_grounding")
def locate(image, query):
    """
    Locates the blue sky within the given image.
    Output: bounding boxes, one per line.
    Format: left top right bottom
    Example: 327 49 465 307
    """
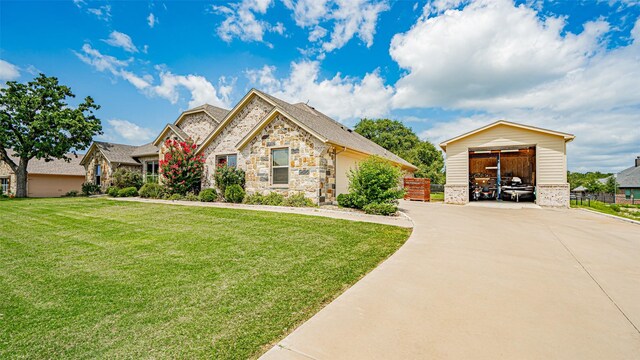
1 0 639 172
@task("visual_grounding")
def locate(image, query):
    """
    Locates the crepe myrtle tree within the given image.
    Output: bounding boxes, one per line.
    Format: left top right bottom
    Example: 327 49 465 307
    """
159 139 205 195
0 74 102 197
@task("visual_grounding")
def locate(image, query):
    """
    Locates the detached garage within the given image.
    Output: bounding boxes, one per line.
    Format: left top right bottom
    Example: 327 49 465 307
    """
0 151 85 197
439 121 575 207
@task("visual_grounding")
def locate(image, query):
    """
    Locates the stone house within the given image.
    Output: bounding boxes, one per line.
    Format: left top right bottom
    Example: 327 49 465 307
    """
1 150 86 197
82 89 417 204
613 156 640 204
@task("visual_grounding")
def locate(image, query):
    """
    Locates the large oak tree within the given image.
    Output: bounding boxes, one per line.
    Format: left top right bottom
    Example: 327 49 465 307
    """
354 118 445 184
0 74 102 197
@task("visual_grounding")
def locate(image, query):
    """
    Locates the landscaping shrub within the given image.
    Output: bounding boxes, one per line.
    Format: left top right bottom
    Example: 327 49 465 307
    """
159 139 204 195
283 193 315 207
64 190 79 197
81 182 101 196
224 184 245 203
348 156 404 206
610 204 621 212
107 186 119 197
263 192 284 206
214 165 245 194
243 193 265 205
337 193 356 208
138 183 165 199
184 192 200 201
168 193 183 201
363 202 398 216
112 168 143 190
117 187 138 197
199 188 217 202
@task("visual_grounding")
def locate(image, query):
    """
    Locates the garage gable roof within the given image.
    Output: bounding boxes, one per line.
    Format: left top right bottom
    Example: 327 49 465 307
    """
4 149 85 176
439 120 575 151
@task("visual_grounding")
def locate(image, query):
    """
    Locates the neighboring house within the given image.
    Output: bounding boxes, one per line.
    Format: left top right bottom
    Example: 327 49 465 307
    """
83 89 416 204
439 120 575 207
614 156 640 204
0 150 85 197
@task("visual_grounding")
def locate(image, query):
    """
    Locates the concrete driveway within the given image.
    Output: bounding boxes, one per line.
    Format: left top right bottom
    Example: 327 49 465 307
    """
262 201 640 359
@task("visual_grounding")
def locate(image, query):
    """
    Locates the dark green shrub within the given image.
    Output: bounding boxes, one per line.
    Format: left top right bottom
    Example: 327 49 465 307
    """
107 186 119 197
117 187 138 197
214 165 245 194
112 168 143 189
199 188 217 202
168 193 183 201
243 193 265 205
345 156 404 210
184 192 200 201
263 192 284 206
363 202 398 216
139 183 165 198
81 182 101 196
337 193 357 208
283 193 315 207
610 204 621 212
224 184 245 203
65 190 79 197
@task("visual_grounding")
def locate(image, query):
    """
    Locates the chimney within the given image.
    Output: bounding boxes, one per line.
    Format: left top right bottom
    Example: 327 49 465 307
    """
636 156 640 167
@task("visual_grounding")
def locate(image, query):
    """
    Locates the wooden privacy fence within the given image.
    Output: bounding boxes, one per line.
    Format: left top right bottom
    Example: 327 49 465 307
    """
404 178 431 202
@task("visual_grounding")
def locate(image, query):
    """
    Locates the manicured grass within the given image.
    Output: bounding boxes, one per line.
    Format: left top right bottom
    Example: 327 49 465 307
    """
431 192 444 201
571 199 640 221
0 198 410 359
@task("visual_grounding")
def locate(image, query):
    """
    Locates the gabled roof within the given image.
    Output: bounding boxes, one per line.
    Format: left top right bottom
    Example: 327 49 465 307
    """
616 164 640 188
4 149 85 176
197 88 417 169
131 142 159 157
439 120 576 151
152 123 189 146
173 103 230 127
80 141 140 166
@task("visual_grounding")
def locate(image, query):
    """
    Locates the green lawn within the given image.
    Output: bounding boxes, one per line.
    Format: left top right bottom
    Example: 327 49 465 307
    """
431 192 444 201
0 198 410 359
571 199 640 221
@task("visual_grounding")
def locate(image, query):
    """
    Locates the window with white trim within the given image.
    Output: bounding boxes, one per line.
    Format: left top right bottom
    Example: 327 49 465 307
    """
146 161 159 183
216 154 237 168
271 148 289 185
1 178 9 194
95 164 101 186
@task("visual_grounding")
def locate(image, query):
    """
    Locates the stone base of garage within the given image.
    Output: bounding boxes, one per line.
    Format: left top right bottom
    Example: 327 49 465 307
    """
444 184 469 205
536 183 570 207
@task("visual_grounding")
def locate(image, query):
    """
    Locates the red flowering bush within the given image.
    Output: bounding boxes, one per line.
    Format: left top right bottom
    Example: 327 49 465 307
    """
159 139 205 195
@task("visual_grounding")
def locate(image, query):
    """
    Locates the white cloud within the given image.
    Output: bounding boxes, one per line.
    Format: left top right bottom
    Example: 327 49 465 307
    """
74 44 231 109
283 0 390 54
107 119 156 143
245 60 394 121
103 31 139 53
87 5 111 21
0 59 20 81
212 0 284 45
148 13 157 28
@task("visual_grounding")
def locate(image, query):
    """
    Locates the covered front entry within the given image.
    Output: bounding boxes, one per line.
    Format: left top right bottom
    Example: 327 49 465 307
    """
468 146 536 203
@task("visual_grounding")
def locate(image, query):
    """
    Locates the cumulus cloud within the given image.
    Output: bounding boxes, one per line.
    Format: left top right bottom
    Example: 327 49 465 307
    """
103 31 139 53
74 44 231 109
212 0 284 45
283 0 389 54
107 119 156 143
0 59 20 81
148 13 157 28
86 4 111 21
393 0 640 171
245 60 394 121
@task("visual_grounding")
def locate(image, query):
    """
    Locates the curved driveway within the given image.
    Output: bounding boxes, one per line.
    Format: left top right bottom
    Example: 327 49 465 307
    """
262 201 640 359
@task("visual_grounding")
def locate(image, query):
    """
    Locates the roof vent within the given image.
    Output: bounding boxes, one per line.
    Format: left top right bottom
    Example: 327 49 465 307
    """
636 156 640 167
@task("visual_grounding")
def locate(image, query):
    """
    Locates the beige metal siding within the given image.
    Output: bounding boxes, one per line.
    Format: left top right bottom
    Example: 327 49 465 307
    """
445 124 567 185
336 151 367 196
27 174 85 197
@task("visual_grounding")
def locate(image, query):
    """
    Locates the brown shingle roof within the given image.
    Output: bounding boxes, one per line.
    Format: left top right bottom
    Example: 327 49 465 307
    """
5 150 85 176
93 141 140 165
131 142 159 157
187 104 230 122
254 90 416 169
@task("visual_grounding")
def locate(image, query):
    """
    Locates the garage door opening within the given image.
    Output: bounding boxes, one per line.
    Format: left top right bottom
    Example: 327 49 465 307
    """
469 146 536 203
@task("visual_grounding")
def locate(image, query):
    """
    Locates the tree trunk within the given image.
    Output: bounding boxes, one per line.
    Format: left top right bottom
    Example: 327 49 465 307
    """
15 158 28 198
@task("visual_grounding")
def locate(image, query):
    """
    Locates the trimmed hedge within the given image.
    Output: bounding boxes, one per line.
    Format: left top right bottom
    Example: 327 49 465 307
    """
224 184 245 203
199 188 217 202
117 187 138 197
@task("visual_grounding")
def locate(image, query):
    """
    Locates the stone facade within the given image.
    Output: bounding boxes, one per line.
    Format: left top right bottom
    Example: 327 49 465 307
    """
201 95 273 188
0 159 17 195
241 114 335 204
84 150 113 190
445 184 469 205
178 113 217 144
537 184 570 207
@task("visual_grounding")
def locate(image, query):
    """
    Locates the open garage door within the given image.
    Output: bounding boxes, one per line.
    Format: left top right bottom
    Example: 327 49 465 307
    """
468 147 536 203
